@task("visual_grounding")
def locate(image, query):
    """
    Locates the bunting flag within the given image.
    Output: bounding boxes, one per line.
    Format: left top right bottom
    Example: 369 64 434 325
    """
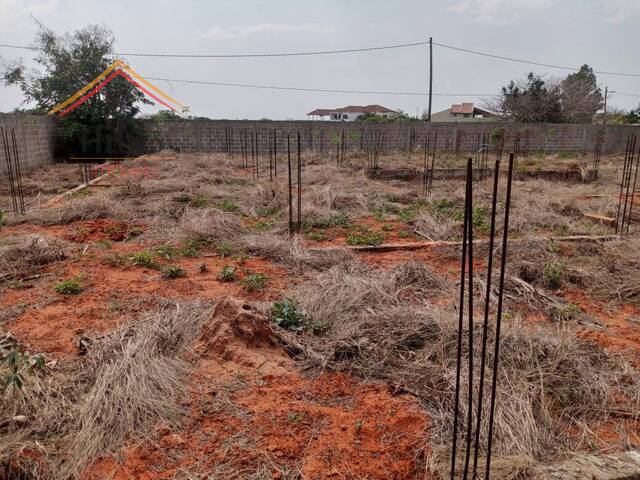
49 60 185 117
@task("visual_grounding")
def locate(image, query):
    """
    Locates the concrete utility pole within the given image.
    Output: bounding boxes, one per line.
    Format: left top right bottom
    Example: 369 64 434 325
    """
604 86 608 125
428 36 433 122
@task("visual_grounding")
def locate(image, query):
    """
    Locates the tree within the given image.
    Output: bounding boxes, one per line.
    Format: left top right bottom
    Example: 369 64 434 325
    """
561 65 603 123
2 25 149 156
626 104 640 124
495 72 563 123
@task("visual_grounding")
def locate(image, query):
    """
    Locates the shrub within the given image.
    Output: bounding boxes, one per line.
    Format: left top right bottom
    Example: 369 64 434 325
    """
305 229 327 241
129 251 160 269
271 299 311 332
1 346 45 393
398 200 426 223
241 273 268 292
217 265 237 282
162 265 186 279
154 243 178 259
54 276 83 294
543 261 565 290
216 243 234 258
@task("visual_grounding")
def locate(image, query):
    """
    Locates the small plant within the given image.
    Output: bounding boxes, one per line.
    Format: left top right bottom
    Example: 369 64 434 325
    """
543 260 565 290
1 345 45 393
129 251 160 269
189 194 209 208
305 229 327 241
8 280 26 290
95 239 113 249
380 223 394 232
398 200 427 223
217 265 237 282
271 299 310 332
125 226 144 240
217 243 234 258
398 229 412 238
198 263 209 273
354 419 364 434
162 265 186 279
372 209 386 222
346 227 383 246
257 205 280 217
103 254 127 268
241 273 268 292
54 276 83 294
217 200 241 213
254 219 274 231
0 211 5 228
154 243 178 259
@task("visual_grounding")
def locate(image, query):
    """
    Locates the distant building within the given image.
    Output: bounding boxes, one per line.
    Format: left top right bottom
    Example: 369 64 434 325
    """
307 105 397 121
431 103 495 122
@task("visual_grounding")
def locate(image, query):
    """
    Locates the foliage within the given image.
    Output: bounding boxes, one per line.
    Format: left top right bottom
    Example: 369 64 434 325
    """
154 243 178 259
129 251 160 269
1 344 45 394
543 260 565 290
271 299 312 332
241 273 268 292
217 265 237 282
2 25 148 156
161 265 186 279
346 227 383 246
0 211 5 229
54 276 83 294
216 200 241 213
561 65 603 123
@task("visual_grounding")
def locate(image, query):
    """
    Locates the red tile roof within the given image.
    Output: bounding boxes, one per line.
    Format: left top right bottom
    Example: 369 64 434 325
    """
451 102 476 114
307 105 395 115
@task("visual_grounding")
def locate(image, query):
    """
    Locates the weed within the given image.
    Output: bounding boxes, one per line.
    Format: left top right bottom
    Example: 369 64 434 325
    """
346 227 383 246
398 229 413 238
54 275 83 294
217 243 234 258
129 251 160 269
189 194 209 208
103 254 127 268
125 226 144 240
241 273 268 292
217 265 237 282
198 263 209 273
154 243 178 259
354 419 364 434
372 209 386 222
254 219 274 231
271 299 311 332
162 265 186 279
550 303 583 322
0 211 5 228
380 223 394 232
543 261 565 290
217 200 241 213
257 205 280 217
398 200 426 223
1 345 45 393
305 229 327 241
95 239 113 249
287 411 302 423
8 279 26 290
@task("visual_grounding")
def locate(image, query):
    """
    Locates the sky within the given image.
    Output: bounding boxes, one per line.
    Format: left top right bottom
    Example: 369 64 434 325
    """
0 0 639 119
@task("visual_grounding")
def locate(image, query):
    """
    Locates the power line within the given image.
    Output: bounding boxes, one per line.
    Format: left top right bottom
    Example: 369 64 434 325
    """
144 76 499 97
613 91 640 98
433 41 640 78
1 38 639 77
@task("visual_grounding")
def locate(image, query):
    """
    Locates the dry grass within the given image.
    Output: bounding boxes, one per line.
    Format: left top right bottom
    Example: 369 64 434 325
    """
274 259 640 465
0 300 213 479
0 234 67 281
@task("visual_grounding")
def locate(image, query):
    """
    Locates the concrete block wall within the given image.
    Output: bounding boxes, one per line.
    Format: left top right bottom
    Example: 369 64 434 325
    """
0 113 55 178
137 120 638 156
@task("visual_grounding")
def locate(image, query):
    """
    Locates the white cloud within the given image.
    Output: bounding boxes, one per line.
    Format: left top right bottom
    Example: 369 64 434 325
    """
448 0 554 24
200 22 335 39
603 0 640 23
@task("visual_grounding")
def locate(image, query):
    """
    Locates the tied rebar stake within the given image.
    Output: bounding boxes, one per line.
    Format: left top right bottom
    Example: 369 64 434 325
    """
450 154 514 480
1 126 25 215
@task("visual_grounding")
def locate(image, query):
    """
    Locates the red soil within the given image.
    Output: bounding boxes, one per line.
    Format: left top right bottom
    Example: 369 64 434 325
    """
84 299 430 479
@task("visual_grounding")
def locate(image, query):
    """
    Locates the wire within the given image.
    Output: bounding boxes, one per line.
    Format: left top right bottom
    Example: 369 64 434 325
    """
613 91 640 98
0 41 428 58
144 76 500 97
2 38 638 77
433 41 640 78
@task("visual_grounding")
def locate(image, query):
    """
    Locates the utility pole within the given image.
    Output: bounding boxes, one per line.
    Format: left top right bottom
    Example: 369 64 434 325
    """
603 86 608 125
428 37 433 122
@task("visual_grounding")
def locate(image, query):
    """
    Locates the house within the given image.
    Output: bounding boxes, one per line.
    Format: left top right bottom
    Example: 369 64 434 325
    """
307 105 397 121
431 103 495 122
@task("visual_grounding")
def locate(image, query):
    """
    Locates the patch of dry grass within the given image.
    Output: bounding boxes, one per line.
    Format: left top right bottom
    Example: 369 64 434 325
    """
0 234 67 281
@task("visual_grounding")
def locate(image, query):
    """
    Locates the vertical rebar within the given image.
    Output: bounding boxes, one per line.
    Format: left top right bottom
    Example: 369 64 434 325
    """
273 129 278 179
451 157 472 480
620 136 637 235
485 154 515 480
12 129 25 214
471 160 500 478
297 131 302 232
462 158 475 480
287 135 293 236
615 135 631 234
1 127 18 215
423 129 429 196
429 131 438 194
255 131 259 179
625 141 640 235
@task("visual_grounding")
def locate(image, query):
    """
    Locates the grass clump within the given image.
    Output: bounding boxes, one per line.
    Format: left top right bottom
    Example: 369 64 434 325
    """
217 265 237 282
305 229 327 242
54 275 83 294
162 265 186 279
398 200 426 223
241 272 268 292
154 243 178 260
216 200 241 213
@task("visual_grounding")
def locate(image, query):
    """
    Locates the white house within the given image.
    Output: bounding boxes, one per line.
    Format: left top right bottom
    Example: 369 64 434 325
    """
307 105 397 121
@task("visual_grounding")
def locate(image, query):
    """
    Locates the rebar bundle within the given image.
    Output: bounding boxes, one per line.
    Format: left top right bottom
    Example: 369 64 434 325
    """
1 126 25 215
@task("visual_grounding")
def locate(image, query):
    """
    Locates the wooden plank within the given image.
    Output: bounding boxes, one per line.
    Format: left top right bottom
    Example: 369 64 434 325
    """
584 213 616 226
44 171 110 207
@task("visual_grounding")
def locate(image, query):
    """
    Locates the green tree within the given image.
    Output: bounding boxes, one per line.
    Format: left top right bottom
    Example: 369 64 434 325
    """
561 64 603 123
497 72 564 123
2 25 149 156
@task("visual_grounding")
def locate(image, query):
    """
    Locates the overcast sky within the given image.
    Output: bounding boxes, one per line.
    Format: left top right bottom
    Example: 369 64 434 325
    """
1 0 639 119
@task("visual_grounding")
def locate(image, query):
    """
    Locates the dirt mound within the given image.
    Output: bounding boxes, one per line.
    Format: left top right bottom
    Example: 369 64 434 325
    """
194 297 291 376
63 219 142 243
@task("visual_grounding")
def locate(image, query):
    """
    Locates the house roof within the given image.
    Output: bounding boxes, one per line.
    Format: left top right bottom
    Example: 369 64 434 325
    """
307 104 395 115
451 102 475 114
